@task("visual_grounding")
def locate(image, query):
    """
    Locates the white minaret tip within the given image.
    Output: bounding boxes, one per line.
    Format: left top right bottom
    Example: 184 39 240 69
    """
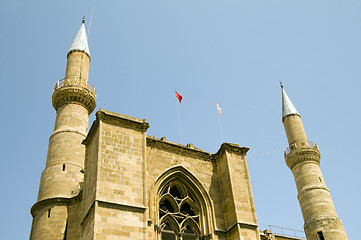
69 18 90 57
281 83 299 119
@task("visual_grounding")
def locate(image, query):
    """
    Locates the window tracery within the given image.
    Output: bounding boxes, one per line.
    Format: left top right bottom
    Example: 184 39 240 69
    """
159 182 200 240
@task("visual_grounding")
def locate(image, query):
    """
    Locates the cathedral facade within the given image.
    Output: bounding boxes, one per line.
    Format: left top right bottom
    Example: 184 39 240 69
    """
29 20 348 240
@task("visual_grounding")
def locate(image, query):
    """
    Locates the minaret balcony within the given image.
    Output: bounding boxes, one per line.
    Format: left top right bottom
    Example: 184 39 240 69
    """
285 141 318 155
52 76 96 113
54 76 95 94
284 141 321 170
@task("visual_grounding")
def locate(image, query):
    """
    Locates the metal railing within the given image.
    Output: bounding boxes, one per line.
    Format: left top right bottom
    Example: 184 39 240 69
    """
269 225 306 239
54 76 95 94
285 141 317 155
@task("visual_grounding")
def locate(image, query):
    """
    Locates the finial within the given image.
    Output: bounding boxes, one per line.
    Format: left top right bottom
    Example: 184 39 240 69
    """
280 81 284 89
82 17 85 24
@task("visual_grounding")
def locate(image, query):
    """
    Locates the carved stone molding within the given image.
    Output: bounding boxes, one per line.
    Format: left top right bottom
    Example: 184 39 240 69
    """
213 143 249 160
96 109 149 132
147 136 213 161
297 185 330 200
285 148 320 170
52 86 96 113
83 109 149 146
67 49 91 59
147 139 249 163
30 190 82 217
304 215 342 231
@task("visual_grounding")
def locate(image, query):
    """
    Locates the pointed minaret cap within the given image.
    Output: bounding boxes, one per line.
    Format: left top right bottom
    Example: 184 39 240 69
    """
68 17 90 57
281 83 299 119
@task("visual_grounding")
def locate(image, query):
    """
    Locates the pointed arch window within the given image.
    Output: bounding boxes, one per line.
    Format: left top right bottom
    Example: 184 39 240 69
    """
159 182 200 240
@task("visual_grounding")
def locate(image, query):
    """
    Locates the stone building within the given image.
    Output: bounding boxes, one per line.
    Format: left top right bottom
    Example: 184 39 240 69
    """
29 20 348 240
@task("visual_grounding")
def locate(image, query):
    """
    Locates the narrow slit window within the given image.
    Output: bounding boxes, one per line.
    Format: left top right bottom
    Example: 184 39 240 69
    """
48 208 51 218
62 164 66 171
317 231 325 240
319 177 322 182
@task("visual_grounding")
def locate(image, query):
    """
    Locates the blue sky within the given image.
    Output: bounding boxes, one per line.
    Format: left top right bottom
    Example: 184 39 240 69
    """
1 0 360 239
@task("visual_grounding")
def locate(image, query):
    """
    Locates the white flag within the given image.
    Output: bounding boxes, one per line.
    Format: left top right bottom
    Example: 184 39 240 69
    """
216 103 222 116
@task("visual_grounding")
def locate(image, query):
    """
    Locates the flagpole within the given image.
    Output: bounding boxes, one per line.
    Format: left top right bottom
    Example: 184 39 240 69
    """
218 113 224 143
175 99 183 144
87 7 94 37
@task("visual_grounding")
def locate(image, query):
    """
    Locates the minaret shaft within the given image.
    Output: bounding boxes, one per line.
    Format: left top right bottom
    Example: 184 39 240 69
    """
283 115 307 145
282 87 347 240
65 50 90 83
37 50 92 201
37 103 88 201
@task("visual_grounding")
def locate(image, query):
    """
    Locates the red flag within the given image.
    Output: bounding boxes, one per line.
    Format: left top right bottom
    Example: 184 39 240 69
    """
216 103 222 116
175 90 183 103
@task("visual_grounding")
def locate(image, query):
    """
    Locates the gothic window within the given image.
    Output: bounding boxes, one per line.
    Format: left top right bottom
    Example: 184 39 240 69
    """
159 182 200 240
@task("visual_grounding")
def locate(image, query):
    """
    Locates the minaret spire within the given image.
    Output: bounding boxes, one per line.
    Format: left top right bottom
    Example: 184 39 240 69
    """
281 83 299 120
69 17 90 57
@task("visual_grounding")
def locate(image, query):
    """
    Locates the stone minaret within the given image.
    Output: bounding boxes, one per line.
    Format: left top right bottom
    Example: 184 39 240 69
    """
281 84 347 240
30 19 96 239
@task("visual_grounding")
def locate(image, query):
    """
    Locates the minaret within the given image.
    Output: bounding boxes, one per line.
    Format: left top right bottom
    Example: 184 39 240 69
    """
281 84 347 240
30 18 96 239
